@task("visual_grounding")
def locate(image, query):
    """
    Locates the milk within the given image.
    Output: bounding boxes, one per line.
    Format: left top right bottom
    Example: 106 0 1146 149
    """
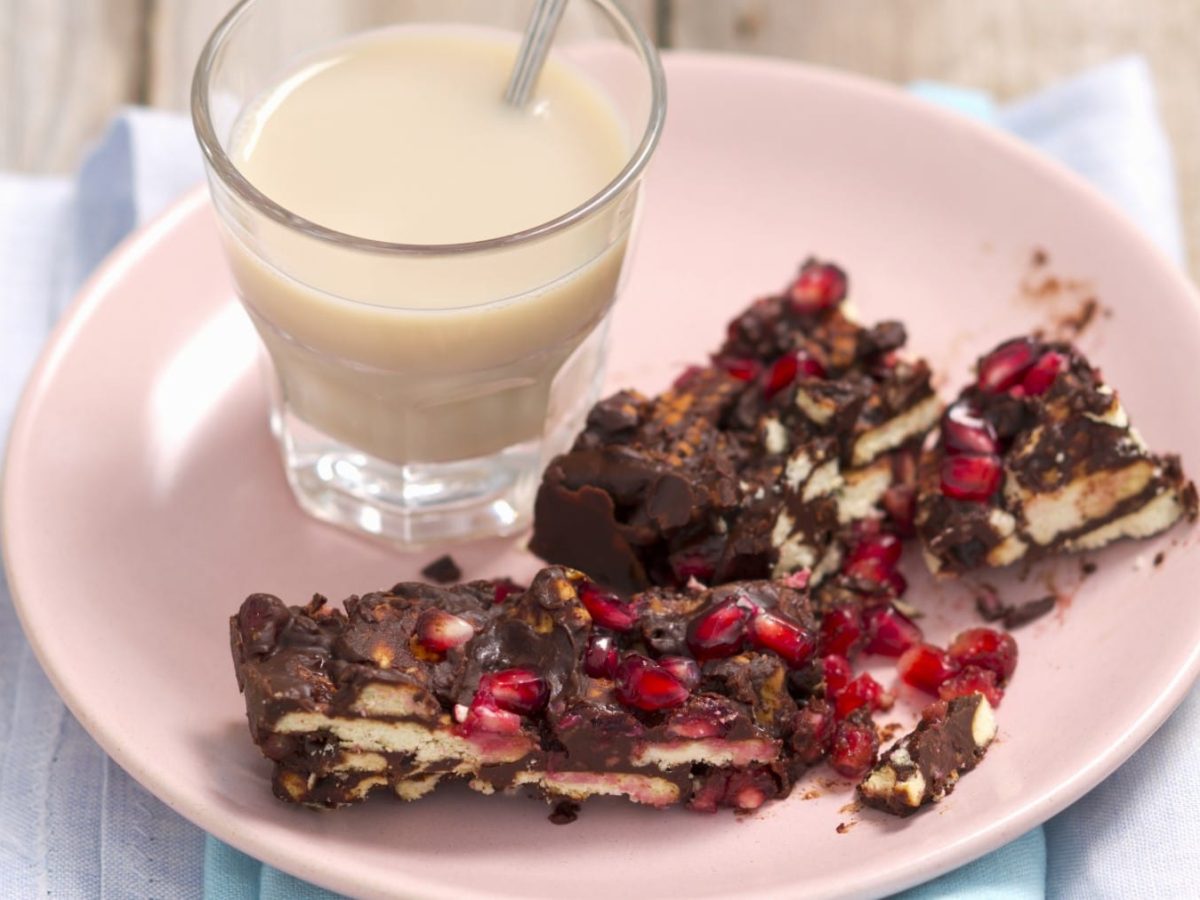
220 29 632 464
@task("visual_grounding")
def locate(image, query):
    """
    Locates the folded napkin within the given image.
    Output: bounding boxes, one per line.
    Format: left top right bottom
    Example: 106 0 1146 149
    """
1 56 1194 899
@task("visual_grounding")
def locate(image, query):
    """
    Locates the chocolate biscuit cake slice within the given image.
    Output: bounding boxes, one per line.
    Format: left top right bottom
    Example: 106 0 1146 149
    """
231 567 880 814
916 336 1196 574
530 259 940 595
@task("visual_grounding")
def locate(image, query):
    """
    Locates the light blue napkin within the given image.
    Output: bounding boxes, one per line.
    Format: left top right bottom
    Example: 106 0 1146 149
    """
1 56 1195 899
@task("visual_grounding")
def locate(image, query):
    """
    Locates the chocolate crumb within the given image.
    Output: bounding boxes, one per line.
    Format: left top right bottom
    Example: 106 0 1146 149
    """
974 585 1007 622
1081 561 1098 577
549 800 580 825
1003 595 1056 630
1154 551 1166 567
1031 248 1048 267
420 554 462 584
836 822 852 834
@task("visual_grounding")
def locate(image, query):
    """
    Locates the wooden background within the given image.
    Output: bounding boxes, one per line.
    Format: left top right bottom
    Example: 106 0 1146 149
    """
5 0 1199 271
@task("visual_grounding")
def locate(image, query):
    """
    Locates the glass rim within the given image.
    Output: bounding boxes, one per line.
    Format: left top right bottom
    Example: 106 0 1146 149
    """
190 0 667 256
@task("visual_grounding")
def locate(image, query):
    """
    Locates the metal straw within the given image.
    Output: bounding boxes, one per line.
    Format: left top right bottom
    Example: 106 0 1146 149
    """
505 0 569 107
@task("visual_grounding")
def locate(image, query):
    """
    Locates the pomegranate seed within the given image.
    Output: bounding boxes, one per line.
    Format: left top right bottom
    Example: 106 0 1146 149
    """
1021 351 1067 396
733 785 767 811
882 486 916 536
414 609 475 653
818 606 865 658
583 633 619 678
835 673 888 719
615 654 690 712
940 454 1003 502
492 579 524 605
822 654 852 694
458 694 523 736
829 719 878 779
686 597 751 661
942 403 999 455
763 350 825 400
846 532 903 569
921 699 950 726
977 338 1037 392
897 643 961 695
480 668 548 716
947 627 1019 682
789 260 848 314
669 550 716 585
657 655 701 691
746 610 817 668
843 556 908 596
579 583 638 632
668 711 725 739
719 357 762 382
863 605 924 657
939 665 1005 707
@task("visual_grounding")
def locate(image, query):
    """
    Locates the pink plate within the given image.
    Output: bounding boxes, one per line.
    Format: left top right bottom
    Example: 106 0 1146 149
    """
6 54 1200 899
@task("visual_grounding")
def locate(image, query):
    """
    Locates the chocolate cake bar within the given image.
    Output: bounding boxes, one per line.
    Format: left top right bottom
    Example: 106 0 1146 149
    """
916 337 1197 574
230 566 897 814
530 260 941 595
858 693 997 815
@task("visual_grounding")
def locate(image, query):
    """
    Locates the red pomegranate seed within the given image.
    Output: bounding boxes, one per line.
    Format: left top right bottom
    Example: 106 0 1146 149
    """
658 655 702 691
947 627 1019 682
583 633 619 679
863 605 924 657
579 583 638 632
897 643 961 695
939 665 1005 707
843 556 908 597
829 719 878 779
940 454 1003 502
492 579 524 605
1021 351 1067 396
977 338 1037 392
719 357 762 382
667 712 725 740
846 532 903 569
835 673 888 719
789 260 848 314
763 350 825 400
942 402 999 455
686 597 751 661
615 654 690 712
818 606 865 658
882 486 917 537
822 654 852 694
414 609 475 653
458 694 523 736
669 551 716 585
746 610 817 668
480 668 548 716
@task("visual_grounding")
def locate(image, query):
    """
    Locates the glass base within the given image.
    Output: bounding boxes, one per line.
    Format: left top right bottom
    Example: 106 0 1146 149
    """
274 407 544 546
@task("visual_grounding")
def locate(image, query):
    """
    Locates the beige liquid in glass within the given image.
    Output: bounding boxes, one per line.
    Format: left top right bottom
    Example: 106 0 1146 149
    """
222 29 631 464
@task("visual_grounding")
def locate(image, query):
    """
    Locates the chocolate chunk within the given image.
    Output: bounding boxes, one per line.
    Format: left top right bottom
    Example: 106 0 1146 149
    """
420 554 462 584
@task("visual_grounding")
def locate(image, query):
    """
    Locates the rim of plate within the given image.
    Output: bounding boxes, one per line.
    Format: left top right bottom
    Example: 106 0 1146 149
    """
4 51 1200 899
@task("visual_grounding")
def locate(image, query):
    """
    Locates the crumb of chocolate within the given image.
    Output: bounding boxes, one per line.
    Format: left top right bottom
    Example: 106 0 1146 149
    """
877 722 904 742
839 799 862 815
1080 561 1098 577
1031 247 1048 267
420 554 462 584
1003 595 1056 630
800 788 821 800
1054 297 1102 339
549 800 580 825
1154 551 1166 567
836 822 853 834
975 585 1007 622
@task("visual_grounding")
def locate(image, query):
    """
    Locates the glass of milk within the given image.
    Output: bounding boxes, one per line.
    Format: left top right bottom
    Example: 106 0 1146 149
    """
193 0 665 545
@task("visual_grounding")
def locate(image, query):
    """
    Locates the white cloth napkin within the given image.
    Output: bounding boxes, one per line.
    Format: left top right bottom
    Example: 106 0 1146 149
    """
1 57 1195 899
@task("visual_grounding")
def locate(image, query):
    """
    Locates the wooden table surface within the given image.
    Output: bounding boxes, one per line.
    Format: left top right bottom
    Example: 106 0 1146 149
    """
5 0 1198 272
